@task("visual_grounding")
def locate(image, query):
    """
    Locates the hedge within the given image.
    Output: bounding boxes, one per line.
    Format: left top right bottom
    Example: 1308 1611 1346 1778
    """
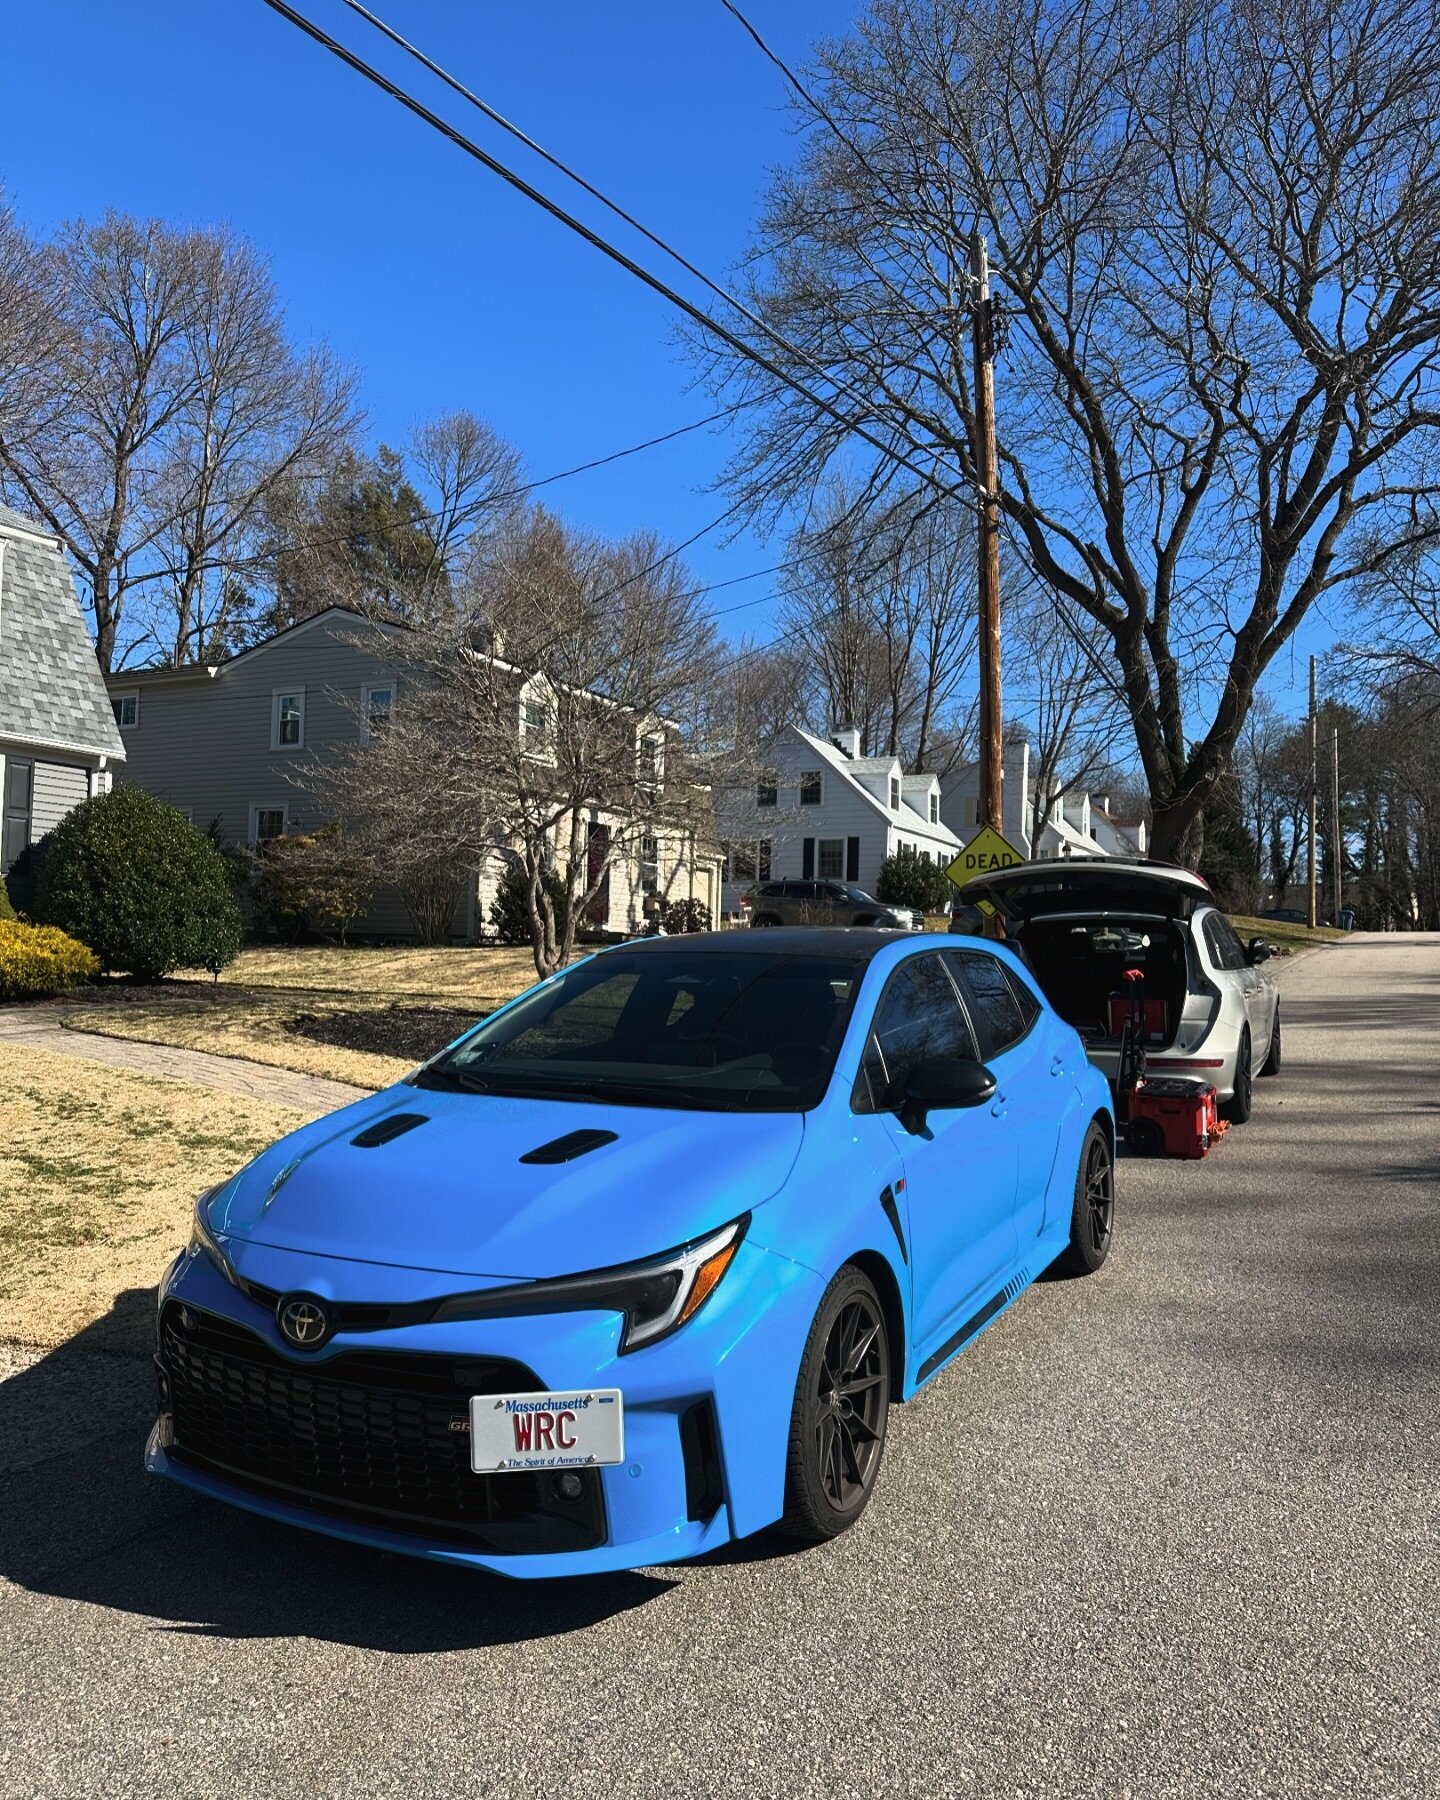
0 919 100 999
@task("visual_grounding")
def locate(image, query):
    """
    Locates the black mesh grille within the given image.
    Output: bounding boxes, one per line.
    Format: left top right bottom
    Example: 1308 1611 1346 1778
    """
160 1302 606 1554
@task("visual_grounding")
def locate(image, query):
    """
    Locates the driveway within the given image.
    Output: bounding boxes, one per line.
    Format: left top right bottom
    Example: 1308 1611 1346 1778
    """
1 934 1436 1798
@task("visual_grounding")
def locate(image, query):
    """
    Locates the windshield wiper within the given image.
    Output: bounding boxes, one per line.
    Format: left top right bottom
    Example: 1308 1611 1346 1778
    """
411 1065 497 1095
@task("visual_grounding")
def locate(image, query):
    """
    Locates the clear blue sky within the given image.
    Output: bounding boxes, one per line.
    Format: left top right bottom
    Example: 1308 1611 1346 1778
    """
1 0 1334 719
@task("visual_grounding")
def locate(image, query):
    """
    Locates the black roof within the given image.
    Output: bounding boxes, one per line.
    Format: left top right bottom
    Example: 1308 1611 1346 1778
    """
607 929 903 964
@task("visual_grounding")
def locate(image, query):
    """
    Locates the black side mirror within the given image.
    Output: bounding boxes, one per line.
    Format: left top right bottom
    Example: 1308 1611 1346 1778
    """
1246 937 1272 965
898 1056 997 1135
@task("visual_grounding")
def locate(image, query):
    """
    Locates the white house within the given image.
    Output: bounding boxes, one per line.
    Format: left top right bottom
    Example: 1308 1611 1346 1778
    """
939 739 1147 862
718 725 962 914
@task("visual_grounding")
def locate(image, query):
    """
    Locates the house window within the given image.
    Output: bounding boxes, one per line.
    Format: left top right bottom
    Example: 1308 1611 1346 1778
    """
520 696 551 754
111 693 139 730
638 732 665 787
756 781 777 807
818 838 845 878
758 839 772 882
3 756 33 872
890 776 900 810
799 770 822 806
250 805 287 844
640 833 660 895
929 793 939 824
272 690 305 750
363 684 393 739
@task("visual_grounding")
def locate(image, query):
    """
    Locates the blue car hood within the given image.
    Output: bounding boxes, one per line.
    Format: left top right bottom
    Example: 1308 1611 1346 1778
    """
210 1089 805 1280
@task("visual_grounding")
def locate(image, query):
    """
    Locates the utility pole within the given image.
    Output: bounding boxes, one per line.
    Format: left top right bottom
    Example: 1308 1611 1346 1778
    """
971 230 1003 834
1331 725 1342 924
1307 655 1318 929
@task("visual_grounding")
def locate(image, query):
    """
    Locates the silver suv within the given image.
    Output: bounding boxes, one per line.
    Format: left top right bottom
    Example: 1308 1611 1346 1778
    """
743 880 925 931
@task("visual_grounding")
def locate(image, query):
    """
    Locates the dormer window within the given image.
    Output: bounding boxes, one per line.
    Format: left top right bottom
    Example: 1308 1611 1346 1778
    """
638 731 664 787
929 792 939 824
890 776 900 810
521 698 549 751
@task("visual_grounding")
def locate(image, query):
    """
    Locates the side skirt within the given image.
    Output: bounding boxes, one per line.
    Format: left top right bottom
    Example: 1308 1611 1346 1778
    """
909 1226 1070 1392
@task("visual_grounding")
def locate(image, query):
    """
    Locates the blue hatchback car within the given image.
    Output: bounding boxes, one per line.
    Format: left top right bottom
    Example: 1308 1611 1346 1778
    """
148 930 1115 1577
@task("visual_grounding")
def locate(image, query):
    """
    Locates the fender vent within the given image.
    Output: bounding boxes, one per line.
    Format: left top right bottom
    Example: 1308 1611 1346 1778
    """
519 1128 619 1166
350 1112 430 1149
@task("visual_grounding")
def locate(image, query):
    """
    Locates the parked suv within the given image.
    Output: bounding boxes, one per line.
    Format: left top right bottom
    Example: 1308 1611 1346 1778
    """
743 880 925 931
951 858 1279 1123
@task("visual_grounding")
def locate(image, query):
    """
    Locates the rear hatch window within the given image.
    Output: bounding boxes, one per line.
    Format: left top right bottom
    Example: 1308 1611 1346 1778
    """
961 864 1206 922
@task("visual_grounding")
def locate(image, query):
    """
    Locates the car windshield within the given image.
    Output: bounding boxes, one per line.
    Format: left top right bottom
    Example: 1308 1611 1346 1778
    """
418 949 863 1112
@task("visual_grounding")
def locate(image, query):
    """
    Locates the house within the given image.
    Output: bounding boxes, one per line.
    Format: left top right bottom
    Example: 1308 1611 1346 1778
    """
718 725 962 914
0 504 125 891
940 739 1146 861
106 606 722 941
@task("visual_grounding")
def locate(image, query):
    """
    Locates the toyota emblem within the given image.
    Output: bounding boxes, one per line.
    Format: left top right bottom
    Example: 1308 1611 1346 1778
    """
278 1295 329 1349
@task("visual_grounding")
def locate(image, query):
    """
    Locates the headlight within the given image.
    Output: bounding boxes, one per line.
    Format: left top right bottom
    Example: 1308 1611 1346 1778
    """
431 1215 749 1353
187 1187 238 1285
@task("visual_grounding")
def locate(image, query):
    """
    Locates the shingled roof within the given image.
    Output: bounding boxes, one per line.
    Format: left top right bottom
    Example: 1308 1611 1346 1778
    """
0 505 125 762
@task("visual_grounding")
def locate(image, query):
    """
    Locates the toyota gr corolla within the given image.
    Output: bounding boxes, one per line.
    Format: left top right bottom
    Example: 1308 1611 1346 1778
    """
149 931 1115 1577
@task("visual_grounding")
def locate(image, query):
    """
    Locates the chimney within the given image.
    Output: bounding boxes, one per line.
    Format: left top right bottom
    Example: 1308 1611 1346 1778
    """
830 723 861 758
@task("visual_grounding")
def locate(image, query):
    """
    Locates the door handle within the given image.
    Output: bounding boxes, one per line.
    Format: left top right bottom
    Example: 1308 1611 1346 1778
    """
1050 1054 1065 1077
990 1092 1008 1118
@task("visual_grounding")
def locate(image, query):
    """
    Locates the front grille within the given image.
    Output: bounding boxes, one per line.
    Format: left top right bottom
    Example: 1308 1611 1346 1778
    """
159 1301 606 1554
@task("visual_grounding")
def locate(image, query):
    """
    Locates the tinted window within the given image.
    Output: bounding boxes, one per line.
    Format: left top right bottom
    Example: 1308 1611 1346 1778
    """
855 954 978 1112
1005 966 1043 1032
1203 912 1247 971
426 950 861 1113
948 950 1029 1059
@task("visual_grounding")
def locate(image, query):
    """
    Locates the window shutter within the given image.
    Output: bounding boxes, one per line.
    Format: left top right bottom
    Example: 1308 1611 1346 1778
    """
802 837 815 879
846 837 860 881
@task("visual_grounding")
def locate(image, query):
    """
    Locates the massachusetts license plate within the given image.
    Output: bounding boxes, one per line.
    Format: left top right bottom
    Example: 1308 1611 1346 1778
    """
469 1389 625 1474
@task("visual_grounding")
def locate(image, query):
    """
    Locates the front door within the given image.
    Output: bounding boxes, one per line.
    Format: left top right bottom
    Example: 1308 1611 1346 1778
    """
852 952 1019 1366
586 822 610 925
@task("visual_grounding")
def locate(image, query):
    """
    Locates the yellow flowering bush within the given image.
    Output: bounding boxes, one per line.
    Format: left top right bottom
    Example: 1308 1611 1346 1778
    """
0 918 100 999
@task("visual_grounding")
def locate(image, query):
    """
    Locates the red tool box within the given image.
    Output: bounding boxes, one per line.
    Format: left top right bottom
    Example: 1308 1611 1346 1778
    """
1116 968 1224 1159
1106 993 1167 1044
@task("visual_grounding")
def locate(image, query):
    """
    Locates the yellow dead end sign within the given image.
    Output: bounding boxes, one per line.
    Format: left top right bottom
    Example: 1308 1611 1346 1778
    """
945 824 1026 899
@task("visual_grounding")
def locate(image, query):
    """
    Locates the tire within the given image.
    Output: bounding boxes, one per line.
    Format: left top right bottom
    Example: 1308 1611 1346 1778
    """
1127 1116 1163 1157
1258 1006 1282 1077
1052 1121 1115 1277
751 913 781 928
780 1266 891 1543
1223 1029 1254 1123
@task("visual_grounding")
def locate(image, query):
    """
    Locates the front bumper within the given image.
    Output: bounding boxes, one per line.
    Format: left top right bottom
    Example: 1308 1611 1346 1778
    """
147 1237 823 1578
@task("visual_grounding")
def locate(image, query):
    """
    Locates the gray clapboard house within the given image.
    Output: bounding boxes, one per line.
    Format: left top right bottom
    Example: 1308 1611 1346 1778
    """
0 504 125 883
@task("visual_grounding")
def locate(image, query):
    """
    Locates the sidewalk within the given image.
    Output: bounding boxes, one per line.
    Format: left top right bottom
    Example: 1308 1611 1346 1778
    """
0 1006 369 1115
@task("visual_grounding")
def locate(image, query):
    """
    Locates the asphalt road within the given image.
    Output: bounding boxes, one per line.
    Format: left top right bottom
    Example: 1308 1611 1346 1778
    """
2 933 1436 1798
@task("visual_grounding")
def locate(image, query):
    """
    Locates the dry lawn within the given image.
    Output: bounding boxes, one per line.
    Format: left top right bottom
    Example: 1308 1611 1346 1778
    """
204 945 542 1009
0 1044 308 1355
60 944 547 1089
66 992 419 1090
1229 913 1347 954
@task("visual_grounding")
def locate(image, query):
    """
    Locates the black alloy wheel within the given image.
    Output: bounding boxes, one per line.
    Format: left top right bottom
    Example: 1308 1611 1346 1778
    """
1223 1029 1254 1123
1053 1122 1115 1277
781 1266 890 1541
1259 1006 1282 1077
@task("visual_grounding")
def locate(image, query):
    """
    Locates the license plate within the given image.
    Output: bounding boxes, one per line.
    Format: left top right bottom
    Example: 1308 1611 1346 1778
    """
469 1388 624 1474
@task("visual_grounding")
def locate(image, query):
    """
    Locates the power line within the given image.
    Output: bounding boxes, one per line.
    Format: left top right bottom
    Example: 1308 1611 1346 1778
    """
258 0 978 520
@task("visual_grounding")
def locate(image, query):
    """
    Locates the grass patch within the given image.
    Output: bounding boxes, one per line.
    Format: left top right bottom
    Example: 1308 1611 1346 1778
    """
0 1045 309 1355
1229 913 1348 954
54 945 550 1089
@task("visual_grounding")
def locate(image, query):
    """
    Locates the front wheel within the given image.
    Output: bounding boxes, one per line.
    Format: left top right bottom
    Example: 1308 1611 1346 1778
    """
780 1266 890 1542
1223 1029 1254 1122
1052 1121 1115 1277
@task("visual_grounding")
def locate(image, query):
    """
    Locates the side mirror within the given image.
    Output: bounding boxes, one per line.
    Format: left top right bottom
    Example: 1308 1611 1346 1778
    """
898 1056 997 1135
1246 937 1272 965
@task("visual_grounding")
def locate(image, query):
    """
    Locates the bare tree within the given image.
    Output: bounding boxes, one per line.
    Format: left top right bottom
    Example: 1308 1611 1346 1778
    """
0 210 353 670
313 509 719 971
692 0 1440 861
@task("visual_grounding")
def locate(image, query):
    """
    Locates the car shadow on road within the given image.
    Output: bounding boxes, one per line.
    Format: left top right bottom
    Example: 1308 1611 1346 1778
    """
0 1291 679 1652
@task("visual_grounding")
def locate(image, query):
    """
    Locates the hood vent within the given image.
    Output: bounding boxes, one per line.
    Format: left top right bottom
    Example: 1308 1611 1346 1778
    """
351 1112 430 1149
519 1128 619 1166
